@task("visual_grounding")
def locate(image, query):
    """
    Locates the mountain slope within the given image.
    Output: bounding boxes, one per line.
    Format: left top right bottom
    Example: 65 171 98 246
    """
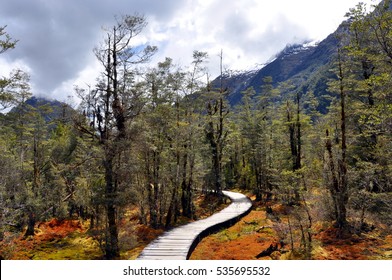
8 96 75 124
215 21 349 112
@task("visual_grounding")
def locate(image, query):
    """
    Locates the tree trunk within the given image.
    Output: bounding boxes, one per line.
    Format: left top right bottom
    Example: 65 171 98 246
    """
24 134 40 238
334 191 348 229
296 92 302 172
287 101 300 202
24 210 35 237
325 129 348 229
148 183 158 229
324 48 349 230
103 152 119 258
165 182 178 228
106 204 119 258
181 150 193 218
337 48 348 229
206 106 223 195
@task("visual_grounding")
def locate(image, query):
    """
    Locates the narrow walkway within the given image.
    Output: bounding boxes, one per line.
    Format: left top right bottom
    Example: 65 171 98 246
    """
137 190 252 260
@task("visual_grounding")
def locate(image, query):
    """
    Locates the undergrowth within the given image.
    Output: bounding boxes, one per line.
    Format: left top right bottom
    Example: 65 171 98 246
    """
0 191 228 260
190 197 392 260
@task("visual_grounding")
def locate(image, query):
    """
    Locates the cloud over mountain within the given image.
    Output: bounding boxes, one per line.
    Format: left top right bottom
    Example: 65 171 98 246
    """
0 0 370 100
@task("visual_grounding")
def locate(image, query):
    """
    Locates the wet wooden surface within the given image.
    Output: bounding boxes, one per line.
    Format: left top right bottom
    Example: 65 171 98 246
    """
136 190 252 260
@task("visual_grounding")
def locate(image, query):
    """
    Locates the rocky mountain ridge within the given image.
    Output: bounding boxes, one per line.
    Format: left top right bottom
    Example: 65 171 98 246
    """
213 20 350 112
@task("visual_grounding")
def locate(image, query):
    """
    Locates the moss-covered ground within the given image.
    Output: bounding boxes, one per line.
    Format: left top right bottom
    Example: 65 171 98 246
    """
190 197 392 260
0 192 227 260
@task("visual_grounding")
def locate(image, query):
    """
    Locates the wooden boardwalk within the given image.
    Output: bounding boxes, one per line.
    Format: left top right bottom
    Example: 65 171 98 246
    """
137 190 252 260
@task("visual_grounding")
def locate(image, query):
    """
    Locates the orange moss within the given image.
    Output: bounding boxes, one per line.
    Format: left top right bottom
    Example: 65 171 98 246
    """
0 192 230 260
190 210 278 260
135 224 164 244
271 203 292 215
313 226 384 260
36 219 83 241
0 218 88 259
191 199 392 260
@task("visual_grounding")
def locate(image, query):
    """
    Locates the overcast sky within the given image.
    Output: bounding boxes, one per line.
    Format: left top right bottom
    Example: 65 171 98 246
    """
0 0 379 101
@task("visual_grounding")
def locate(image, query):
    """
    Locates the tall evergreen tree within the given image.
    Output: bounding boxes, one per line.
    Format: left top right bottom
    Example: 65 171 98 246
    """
76 14 156 258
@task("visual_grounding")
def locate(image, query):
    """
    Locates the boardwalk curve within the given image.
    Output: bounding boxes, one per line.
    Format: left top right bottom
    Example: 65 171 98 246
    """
137 190 252 260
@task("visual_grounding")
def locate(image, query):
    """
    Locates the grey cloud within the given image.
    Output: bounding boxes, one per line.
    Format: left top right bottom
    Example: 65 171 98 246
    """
255 14 310 49
223 11 253 39
0 0 183 97
217 10 310 63
0 0 314 99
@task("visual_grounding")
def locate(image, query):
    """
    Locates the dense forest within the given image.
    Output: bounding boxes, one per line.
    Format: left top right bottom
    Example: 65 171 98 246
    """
0 1 391 260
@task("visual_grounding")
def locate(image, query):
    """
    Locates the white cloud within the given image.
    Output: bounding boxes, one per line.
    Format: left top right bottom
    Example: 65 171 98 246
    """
148 0 376 76
0 0 380 101
0 57 31 77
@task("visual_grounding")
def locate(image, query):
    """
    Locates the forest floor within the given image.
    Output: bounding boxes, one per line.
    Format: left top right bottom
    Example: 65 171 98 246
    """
190 196 392 260
0 192 229 260
1 191 391 260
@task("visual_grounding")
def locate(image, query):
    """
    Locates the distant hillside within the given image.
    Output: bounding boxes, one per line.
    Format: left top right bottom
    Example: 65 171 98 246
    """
212 21 350 113
8 96 75 124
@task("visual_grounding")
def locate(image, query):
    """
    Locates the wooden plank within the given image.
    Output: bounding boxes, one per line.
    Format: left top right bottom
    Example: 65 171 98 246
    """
136 190 252 260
